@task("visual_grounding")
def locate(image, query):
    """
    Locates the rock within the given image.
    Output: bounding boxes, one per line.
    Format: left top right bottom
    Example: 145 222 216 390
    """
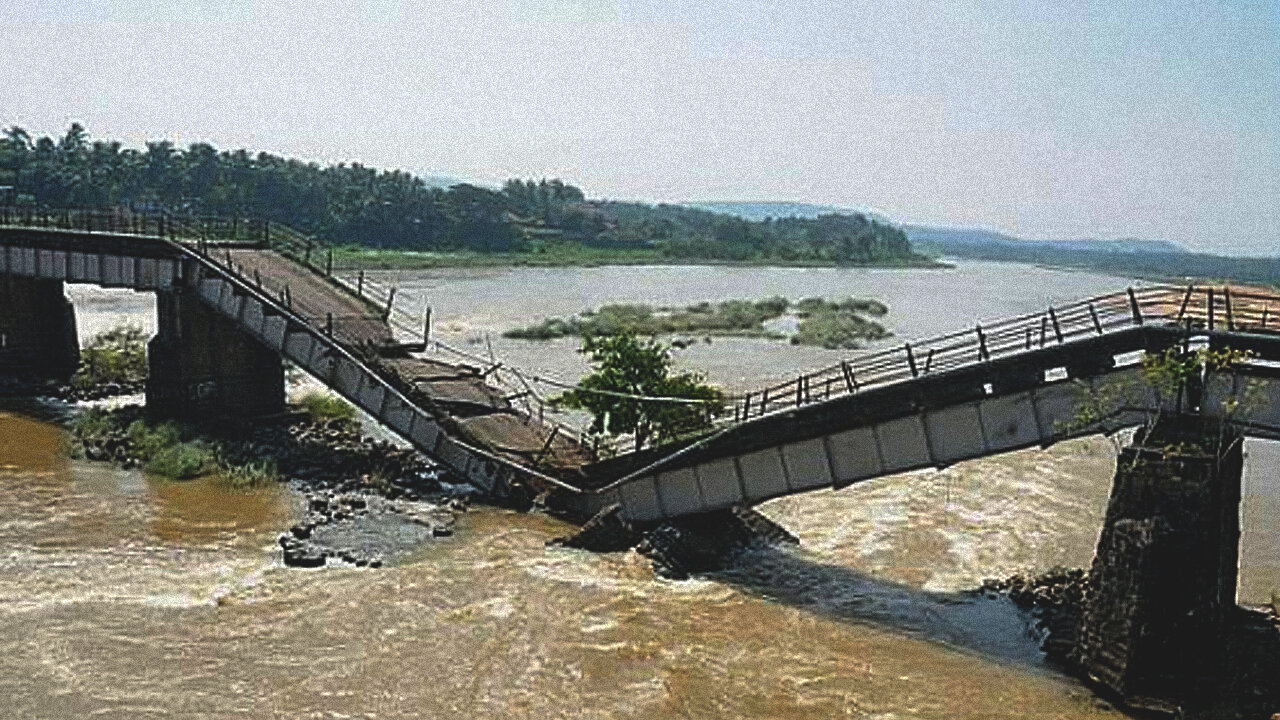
636 507 801 580
550 504 639 553
280 536 326 568
432 526 453 538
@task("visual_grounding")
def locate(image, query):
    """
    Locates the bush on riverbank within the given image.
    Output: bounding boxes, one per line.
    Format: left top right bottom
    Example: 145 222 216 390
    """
71 409 214 479
297 391 358 425
70 324 148 394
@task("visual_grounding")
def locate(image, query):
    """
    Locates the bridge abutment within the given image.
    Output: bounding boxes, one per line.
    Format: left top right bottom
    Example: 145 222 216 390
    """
0 276 79 381
1072 417 1242 707
146 288 285 419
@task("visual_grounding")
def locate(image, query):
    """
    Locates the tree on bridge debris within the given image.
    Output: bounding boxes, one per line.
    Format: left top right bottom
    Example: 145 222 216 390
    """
555 333 724 450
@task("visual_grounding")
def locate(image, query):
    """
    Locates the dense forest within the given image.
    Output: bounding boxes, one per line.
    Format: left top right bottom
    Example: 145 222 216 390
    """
0 123 924 265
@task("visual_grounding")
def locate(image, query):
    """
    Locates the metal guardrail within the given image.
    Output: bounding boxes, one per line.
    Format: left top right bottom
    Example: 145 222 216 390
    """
728 284 1280 422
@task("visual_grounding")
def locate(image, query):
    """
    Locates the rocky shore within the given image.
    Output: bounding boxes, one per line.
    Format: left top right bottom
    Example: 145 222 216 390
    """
0 373 144 402
64 402 473 569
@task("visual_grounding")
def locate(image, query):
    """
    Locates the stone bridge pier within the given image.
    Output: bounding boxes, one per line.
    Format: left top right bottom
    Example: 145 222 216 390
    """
146 287 285 419
0 276 79 381
1073 416 1243 707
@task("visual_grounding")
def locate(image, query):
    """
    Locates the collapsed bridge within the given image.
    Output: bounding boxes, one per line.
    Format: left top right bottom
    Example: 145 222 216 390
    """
2 207 1279 526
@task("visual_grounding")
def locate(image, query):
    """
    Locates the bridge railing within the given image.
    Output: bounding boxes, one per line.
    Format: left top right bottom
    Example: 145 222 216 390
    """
727 285 1280 423
0 204 272 247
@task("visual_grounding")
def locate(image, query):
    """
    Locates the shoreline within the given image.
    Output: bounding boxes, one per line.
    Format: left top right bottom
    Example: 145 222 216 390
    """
332 248 952 271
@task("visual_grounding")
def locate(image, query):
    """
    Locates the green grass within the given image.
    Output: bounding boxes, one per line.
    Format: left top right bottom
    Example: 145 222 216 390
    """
297 391 358 423
145 441 214 479
505 296 893 349
219 458 281 490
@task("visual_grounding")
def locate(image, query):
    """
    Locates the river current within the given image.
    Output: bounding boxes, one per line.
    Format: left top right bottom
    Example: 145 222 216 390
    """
1 260 1275 718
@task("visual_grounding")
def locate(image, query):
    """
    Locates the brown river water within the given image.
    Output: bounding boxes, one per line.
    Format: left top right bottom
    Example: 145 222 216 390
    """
1 261 1275 719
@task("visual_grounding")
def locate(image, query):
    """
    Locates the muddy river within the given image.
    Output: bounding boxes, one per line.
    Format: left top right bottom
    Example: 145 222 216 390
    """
1 260 1274 718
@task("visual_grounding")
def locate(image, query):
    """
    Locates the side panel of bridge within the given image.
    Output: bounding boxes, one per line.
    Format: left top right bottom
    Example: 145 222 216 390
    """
595 368 1280 523
184 264 519 494
0 276 79 380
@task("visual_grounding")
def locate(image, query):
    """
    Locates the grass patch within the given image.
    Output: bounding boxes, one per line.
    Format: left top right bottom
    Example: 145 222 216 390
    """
297 391 358 424
145 441 214 479
70 324 148 391
505 296 892 349
219 458 281 490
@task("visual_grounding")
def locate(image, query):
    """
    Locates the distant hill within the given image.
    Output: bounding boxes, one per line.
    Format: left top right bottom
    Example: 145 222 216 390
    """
688 201 894 224
904 224 1187 255
904 224 1277 286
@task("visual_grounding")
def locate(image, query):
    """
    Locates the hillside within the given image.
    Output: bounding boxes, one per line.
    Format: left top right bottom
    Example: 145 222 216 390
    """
904 224 1186 255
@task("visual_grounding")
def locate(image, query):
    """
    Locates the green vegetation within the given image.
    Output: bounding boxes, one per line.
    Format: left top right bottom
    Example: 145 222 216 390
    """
70 324 148 392
1 123 929 267
296 391 358 424
71 409 214 479
219 458 281 490
505 296 890 349
555 333 724 449
70 408 276 487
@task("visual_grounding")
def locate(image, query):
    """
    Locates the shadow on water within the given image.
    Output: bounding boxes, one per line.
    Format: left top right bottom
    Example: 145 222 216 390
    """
708 544 1049 668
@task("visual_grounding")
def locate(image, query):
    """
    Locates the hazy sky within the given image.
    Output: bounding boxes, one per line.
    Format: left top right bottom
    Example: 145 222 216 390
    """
2 0 1277 254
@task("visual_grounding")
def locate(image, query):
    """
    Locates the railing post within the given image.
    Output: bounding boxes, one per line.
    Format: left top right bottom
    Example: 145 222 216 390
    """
423 306 432 345
357 270 364 298
1088 302 1103 335
382 287 397 322
326 248 333 276
1177 285 1194 320
840 360 857 393
1127 287 1143 325
1039 316 1048 347
1047 307 1064 343
1208 288 1215 331
796 376 803 406
976 324 989 361
1223 286 1234 331
905 343 919 377
924 347 935 373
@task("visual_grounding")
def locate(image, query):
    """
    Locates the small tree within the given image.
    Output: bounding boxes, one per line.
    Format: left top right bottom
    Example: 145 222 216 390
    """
557 333 724 449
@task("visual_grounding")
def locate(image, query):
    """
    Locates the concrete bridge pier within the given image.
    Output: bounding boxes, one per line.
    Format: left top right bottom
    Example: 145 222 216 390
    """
146 288 285 419
0 276 79 381
1072 416 1242 707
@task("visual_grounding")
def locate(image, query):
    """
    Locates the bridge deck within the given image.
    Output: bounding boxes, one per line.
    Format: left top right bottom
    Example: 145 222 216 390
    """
3 209 1279 523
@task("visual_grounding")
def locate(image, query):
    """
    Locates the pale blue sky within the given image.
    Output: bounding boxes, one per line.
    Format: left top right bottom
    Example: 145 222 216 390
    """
1 0 1276 253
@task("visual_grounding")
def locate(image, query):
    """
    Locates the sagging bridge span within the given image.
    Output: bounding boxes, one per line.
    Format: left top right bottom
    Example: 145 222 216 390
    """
2 207 1279 527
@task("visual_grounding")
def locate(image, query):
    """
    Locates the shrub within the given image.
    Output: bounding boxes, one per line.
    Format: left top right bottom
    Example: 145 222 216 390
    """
297 391 358 423
220 458 280 490
71 324 148 390
145 441 214 479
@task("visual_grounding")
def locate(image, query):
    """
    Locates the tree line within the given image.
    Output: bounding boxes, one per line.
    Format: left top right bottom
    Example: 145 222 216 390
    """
0 123 922 264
